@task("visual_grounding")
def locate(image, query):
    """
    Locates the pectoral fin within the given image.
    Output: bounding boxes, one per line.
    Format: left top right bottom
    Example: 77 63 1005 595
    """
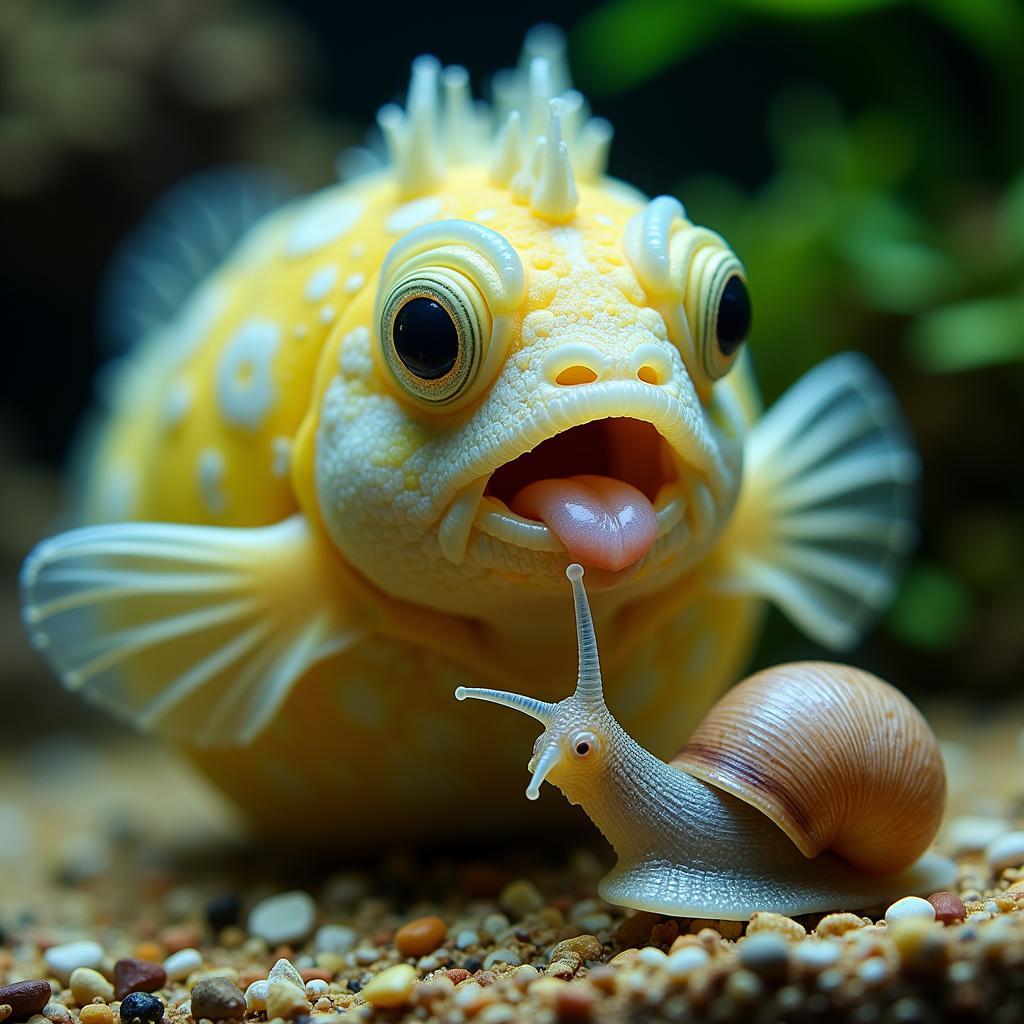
713 353 918 649
20 515 372 746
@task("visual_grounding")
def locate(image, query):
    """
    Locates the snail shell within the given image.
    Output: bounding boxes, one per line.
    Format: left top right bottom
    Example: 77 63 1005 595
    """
673 661 946 874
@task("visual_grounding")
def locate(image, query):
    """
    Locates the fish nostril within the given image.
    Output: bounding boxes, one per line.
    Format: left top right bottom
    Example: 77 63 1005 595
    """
637 365 662 385
555 365 599 386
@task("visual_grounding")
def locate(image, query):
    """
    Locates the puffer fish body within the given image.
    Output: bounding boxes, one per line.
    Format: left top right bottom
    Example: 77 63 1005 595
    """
21 30 917 838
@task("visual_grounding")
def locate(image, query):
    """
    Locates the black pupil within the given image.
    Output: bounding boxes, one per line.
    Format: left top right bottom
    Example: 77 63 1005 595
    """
576 742 589 755
716 276 751 357
392 296 459 380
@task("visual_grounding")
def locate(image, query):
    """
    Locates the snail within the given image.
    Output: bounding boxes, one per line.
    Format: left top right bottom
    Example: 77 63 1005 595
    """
455 564 955 919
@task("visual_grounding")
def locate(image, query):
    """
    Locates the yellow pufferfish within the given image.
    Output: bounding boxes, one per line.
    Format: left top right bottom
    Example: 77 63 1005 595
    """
21 28 917 839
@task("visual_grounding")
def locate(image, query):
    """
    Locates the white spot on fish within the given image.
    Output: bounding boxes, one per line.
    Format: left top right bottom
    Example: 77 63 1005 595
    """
344 272 365 294
351 242 366 259
319 304 336 324
216 319 281 431
304 264 338 302
294 322 308 339
338 327 371 374
271 436 291 479
475 208 496 221
286 195 362 257
162 379 193 431
197 447 226 514
386 196 443 234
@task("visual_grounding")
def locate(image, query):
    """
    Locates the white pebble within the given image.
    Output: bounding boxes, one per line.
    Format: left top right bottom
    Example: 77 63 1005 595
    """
665 946 710 979
483 949 522 969
304 980 329 997
636 946 668 967
857 957 890 985
945 815 1011 854
792 940 840 971
163 946 203 981
885 896 936 925
244 980 268 1012
314 924 358 956
455 929 479 950
44 940 105 983
985 830 1024 872
249 890 316 945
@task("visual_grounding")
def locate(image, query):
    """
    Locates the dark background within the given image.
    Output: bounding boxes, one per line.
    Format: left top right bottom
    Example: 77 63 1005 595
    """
1 0 1022 735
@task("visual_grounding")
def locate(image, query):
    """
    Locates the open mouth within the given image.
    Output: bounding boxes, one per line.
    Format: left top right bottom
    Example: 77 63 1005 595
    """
446 417 692 572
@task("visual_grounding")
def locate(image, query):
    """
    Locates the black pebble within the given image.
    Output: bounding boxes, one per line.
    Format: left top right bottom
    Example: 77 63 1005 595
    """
463 957 482 972
205 893 241 932
346 980 361 994
120 992 164 1024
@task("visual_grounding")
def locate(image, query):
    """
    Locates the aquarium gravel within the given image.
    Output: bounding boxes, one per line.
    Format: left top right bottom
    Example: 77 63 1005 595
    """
1 716 1022 1024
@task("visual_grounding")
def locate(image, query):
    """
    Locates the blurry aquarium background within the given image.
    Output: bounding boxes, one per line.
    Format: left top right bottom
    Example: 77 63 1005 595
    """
0 0 1021 855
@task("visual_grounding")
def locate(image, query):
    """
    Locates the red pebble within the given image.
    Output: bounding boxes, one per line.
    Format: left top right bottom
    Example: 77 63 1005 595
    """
444 969 470 986
0 980 52 1021
114 959 168 1000
927 892 966 925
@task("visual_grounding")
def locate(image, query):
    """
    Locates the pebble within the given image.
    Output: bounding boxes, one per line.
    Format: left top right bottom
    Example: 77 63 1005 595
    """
243 981 267 1013
395 915 447 957
69 968 114 1005
313 925 357 957
815 913 864 938
0 1009 10 1024
792 940 841 972
41 1003 70 1023
79 1007 112 1024
0 983 52 1021
303 980 329 998
857 957 890 986
113 960 166 1001
665 947 710 980
480 913 510 941
44 941 105 983
248 891 316 945
549 934 603 963
499 879 545 919
636 946 667 967
985 831 1024 872
444 969 470 986
205 894 242 933
737 933 790 982
553 986 595 1020
745 912 806 940
267 959 304 990
483 949 522 969
455 929 479 950
190 977 246 1021
928 891 966 924
360 964 417 1009
118 993 164 1024
163 948 202 982
885 896 937 924
946 816 1011 853
265 980 310 1020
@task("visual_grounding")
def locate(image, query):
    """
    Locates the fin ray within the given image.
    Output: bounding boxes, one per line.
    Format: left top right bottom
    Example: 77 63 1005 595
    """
21 516 372 746
715 353 917 650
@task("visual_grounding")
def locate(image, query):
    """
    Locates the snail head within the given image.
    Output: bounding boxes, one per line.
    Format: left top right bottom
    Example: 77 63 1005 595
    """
456 564 617 802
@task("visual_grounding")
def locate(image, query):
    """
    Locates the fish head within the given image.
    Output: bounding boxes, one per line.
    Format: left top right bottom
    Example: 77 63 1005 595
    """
310 175 753 618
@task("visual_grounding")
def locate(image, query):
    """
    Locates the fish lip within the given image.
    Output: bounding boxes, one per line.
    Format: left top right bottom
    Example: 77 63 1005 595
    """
436 382 725 564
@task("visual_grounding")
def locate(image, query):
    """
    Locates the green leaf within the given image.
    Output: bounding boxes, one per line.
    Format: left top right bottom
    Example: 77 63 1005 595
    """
886 562 972 650
907 295 1024 372
571 0 737 95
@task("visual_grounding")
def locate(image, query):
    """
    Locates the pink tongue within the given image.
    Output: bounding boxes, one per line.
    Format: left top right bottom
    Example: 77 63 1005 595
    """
510 474 658 572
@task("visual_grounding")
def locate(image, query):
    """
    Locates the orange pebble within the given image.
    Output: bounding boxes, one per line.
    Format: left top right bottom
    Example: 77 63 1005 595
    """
394 916 447 957
159 925 200 954
133 942 163 963
299 969 333 983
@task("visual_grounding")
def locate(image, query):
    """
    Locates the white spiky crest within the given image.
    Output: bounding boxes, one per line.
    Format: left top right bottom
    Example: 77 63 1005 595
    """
372 25 611 220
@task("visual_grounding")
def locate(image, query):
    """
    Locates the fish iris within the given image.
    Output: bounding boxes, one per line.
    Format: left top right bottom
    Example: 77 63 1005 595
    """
392 297 459 380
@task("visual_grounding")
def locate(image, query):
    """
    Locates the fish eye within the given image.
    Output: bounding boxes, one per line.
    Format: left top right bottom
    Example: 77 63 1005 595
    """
380 270 488 405
716 275 751 359
570 731 600 760
696 254 750 380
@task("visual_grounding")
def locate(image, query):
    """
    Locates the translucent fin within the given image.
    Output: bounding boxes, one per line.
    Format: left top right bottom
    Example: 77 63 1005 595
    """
98 165 296 352
715 353 918 649
20 515 370 746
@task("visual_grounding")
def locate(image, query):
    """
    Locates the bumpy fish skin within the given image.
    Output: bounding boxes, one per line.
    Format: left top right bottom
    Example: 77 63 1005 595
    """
21 30 917 837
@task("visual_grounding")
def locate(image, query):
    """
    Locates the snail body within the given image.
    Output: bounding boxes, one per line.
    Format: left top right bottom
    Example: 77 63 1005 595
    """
456 565 955 919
